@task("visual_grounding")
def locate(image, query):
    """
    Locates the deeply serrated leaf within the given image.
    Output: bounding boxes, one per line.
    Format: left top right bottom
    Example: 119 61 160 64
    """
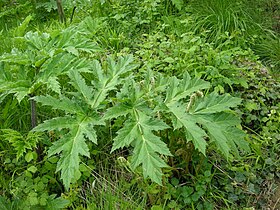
107 55 135 76
1 129 40 160
196 114 249 158
226 127 250 154
167 103 208 154
111 121 138 151
81 124 98 144
112 110 171 184
141 117 170 131
103 103 132 120
47 76 61 94
91 56 135 109
191 92 242 114
131 130 171 185
53 126 90 189
203 122 230 158
34 95 84 114
33 116 77 131
130 111 171 183
68 70 94 106
47 115 101 189
165 73 210 104
131 145 169 185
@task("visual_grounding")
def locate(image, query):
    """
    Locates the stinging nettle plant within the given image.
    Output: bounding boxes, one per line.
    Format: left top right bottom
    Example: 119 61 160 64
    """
32 54 250 189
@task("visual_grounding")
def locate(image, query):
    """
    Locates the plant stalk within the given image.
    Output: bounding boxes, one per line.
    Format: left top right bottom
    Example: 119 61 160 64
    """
56 0 66 23
30 96 43 160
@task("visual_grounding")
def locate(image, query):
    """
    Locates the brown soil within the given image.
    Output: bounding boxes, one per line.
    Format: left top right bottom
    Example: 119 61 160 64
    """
271 181 280 210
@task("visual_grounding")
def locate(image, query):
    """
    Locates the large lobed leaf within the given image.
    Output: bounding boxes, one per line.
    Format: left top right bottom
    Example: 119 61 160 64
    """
33 55 135 189
34 116 103 189
190 92 242 114
162 74 246 158
111 111 171 184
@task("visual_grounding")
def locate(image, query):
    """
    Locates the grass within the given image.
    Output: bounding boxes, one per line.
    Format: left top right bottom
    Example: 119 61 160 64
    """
253 33 280 76
189 0 255 42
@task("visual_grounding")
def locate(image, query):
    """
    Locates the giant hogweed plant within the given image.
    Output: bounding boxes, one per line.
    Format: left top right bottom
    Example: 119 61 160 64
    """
30 54 249 189
0 16 99 104
0 17 99 159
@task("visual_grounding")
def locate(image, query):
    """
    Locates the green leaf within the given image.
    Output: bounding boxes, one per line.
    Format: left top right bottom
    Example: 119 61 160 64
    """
190 92 242 114
167 103 208 155
196 113 249 158
25 152 34 162
91 56 135 109
202 120 231 158
34 95 84 114
1 129 40 160
49 125 90 189
111 120 138 151
103 103 132 120
14 15 33 37
33 117 77 131
171 0 184 10
65 46 79 56
113 110 171 184
131 130 170 185
47 76 61 94
27 166 37 173
43 115 103 189
79 121 98 144
68 70 94 106
165 73 210 104
46 195 70 210
107 55 136 76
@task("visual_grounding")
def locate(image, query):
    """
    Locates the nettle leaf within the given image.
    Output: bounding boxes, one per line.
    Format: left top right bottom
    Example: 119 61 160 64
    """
190 92 242 114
